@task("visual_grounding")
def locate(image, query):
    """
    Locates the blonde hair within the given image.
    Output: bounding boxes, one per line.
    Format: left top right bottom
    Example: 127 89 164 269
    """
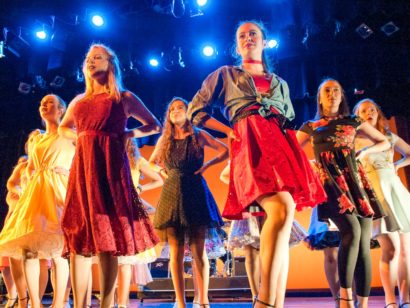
82 43 124 103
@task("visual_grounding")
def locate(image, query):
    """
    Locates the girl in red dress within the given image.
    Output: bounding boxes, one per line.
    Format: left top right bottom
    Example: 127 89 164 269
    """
187 21 326 308
59 44 161 308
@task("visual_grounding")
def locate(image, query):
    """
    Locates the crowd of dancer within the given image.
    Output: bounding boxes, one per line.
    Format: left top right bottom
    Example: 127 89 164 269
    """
0 19 410 308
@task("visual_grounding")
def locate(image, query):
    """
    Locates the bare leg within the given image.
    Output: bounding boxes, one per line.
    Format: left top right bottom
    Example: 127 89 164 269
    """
323 247 340 299
9 258 28 308
191 259 200 304
86 270 93 307
243 245 260 298
117 264 131 307
255 192 295 308
51 257 69 308
1 266 18 306
63 278 71 307
189 227 209 306
97 252 118 308
70 254 92 308
39 259 49 303
168 228 186 308
22 253 41 308
377 233 399 306
398 233 410 307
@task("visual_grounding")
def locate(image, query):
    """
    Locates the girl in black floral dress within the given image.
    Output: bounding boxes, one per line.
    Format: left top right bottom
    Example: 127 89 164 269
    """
297 79 389 308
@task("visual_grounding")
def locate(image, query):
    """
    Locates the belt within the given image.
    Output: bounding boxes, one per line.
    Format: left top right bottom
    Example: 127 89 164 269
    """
230 109 295 131
78 130 120 138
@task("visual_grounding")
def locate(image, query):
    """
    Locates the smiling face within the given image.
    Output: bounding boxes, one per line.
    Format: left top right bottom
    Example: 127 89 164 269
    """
169 99 188 126
39 95 63 123
356 100 379 127
84 46 110 79
236 22 266 61
319 80 343 115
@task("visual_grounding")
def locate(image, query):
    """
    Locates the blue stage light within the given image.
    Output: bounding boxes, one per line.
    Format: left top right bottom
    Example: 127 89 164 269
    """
149 58 159 67
202 45 215 57
36 30 47 40
92 15 104 27
267 39 278 48
197 0 207 7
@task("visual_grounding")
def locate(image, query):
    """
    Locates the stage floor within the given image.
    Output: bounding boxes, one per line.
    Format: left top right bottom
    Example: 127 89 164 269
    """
87 296 386 307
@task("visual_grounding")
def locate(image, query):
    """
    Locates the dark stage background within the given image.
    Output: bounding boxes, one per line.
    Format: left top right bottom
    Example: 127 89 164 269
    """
1 0 410 224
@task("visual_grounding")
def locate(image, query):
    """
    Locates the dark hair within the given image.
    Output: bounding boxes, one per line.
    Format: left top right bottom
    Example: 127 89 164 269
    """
232 20 272 73
315 78 350 119
353 98 389 135
154 97 201 164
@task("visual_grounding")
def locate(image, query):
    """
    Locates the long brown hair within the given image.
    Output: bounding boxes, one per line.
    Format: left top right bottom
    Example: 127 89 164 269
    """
353 98 389 135
232 20 272 73
82 43 124 103
126 138 141 170
315 78 350 119
154 97 201 164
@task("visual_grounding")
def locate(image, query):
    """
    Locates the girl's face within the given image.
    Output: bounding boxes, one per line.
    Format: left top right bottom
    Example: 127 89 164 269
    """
357 101 379 127
39 95 63 123
85 47 110 79
319 80 342 114
169 100 187 125
236 22 266 60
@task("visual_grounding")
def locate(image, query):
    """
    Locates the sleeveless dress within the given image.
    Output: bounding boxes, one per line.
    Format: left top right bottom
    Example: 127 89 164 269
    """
153 132 224 243
61 93 158 257
299 115 385 220
0 133 75 259
358 132 410 236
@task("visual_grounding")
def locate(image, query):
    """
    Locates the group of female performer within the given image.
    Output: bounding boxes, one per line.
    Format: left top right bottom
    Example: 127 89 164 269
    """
1 19 410 308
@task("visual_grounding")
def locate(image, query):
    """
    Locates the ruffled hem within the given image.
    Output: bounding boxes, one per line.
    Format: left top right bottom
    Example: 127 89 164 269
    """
305 231 340 250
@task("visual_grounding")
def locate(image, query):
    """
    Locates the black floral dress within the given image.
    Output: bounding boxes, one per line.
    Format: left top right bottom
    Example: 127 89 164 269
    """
299 115 385 221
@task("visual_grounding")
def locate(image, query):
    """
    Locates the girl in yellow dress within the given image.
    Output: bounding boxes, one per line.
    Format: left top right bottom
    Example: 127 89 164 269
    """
0 94 75 308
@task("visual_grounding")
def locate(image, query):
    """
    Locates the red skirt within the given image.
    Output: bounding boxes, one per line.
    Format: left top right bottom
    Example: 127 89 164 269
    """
222 112 327 220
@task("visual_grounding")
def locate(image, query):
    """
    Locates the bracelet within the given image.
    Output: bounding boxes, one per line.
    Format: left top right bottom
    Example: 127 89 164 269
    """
160 168 166 174
136 185 142 193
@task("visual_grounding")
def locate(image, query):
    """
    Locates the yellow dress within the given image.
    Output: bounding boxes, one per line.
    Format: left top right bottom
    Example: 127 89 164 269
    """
0 132 75 259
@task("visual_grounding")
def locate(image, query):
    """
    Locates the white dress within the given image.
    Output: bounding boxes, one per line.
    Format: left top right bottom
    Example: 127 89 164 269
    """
360 133 410 236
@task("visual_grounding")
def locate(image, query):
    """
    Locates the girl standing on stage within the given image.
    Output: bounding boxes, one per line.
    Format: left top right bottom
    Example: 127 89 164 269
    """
0 94 75 308
187 20 326 308
354 99 410 308
150 97 228 308
297 79 389 308
59 43 160 308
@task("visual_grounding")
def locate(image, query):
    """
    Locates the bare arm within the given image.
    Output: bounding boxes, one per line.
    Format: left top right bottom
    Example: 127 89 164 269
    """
123 91 161 138
394 135 410 170
138 158 164 192
148 136 168 178
296 130 311 150
58 95 83 140
356 121 390 159
195 129 229 174
6 161 27 195
219 163 230 185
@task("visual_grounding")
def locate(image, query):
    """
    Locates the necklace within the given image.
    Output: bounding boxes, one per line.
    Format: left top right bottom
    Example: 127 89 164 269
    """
243 59 263 64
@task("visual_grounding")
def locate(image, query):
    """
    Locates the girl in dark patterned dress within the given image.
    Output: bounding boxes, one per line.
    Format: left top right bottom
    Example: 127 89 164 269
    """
150 97 228 308
297 79 389 308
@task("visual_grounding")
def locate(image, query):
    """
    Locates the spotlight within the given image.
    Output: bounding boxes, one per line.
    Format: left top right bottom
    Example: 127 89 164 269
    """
197 0 207 7
18 82 32 95
36 30 47 40
92 15 104 27
355 23 373 39
267 39 278 49
202 45 215 57
149 58 159 67
50 76 65 88
381 21 399 36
